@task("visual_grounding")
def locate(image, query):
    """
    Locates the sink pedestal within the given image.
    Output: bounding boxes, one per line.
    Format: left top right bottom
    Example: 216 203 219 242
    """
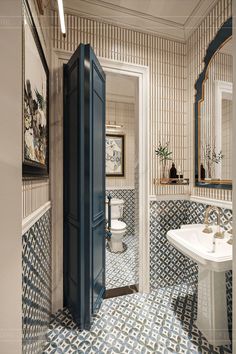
196 265 230 346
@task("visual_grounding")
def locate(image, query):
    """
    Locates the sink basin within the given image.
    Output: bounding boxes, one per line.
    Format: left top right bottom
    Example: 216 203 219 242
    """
167 224 232 272
167 224 232 346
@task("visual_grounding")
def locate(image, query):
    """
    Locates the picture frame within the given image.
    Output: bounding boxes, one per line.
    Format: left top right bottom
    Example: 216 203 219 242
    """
106 134 125 177
23 0 49 177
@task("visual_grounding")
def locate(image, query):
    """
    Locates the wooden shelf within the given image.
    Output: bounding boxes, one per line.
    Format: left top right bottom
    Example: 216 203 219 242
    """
153 178 189 186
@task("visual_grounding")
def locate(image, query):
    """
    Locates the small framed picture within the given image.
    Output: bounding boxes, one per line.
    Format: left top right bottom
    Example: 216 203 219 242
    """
106 134 125 177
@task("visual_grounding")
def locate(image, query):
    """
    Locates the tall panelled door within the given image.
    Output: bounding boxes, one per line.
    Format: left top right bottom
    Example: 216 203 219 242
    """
63 44 106 330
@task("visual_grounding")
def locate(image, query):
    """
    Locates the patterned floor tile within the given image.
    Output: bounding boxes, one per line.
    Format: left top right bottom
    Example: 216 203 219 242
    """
106 234 138 289
42 284 232 354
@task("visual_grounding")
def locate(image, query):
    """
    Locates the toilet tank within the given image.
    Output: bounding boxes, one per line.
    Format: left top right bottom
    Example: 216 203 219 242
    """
106 198 124 219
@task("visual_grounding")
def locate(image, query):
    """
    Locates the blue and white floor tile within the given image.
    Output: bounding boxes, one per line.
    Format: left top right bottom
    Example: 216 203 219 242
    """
43 284 232 353
106 234 138 289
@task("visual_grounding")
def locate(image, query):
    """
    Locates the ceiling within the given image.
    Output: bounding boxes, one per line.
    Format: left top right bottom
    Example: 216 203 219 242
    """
90 0 201 26
63 0 218 41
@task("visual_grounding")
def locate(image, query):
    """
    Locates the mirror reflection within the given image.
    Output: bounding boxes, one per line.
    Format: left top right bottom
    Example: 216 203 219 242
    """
199 37 232 184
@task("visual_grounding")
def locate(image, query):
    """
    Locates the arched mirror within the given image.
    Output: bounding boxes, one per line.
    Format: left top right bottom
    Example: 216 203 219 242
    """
195 18 232 190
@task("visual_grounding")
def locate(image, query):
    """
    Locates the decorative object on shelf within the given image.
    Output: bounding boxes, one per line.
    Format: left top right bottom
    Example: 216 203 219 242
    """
23 0 49 177
106 134 125 177
155 141 172 180
203 143 223 179
169 162 177 179
153 178 189 186
200 163 205 180
177 165 183 181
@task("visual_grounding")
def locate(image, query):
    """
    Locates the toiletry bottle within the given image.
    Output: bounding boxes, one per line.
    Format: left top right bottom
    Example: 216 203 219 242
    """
200 163 205 180
169 162 177 179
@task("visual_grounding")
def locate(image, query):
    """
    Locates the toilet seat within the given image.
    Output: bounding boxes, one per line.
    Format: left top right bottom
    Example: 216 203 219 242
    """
110 220 126 231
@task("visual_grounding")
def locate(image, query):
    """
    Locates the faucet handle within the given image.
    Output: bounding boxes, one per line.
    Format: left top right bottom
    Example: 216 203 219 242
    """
214 230 225 239
202 224 213 234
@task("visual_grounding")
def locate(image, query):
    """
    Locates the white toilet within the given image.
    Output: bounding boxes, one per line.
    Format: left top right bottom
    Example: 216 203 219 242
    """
106 198 127 252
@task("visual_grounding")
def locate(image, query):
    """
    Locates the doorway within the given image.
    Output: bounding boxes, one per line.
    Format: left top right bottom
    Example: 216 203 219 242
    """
105 73 139 295
100 58 150 295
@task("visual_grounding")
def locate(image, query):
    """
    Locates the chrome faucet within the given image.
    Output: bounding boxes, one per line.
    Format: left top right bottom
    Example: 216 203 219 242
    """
202 206 224 239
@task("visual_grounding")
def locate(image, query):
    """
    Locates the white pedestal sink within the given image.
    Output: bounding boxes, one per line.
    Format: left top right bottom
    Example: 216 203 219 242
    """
167 224 232 346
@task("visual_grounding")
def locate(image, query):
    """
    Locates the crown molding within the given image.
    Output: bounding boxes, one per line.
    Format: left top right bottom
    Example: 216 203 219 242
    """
61 0 219 42
184 0 219 39
63 0 185 42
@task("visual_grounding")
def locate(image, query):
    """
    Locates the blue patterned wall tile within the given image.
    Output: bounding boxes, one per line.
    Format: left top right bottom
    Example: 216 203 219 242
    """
22 209 51 354
150 199 232 342
150 200 188 289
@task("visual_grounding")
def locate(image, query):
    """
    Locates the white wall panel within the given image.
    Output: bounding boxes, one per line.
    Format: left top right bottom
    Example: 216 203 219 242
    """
106 101 135 189
22 179 50 219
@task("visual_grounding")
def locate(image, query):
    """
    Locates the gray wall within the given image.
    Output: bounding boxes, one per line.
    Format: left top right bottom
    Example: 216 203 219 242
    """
0 1 22 352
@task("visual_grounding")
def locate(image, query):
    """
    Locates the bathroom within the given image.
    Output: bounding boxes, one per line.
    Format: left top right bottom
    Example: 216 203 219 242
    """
105 72 139 294
0 0 235 353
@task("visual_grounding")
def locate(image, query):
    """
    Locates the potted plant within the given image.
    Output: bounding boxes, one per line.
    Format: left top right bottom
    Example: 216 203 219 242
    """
155 141 172 180
203 143 224 179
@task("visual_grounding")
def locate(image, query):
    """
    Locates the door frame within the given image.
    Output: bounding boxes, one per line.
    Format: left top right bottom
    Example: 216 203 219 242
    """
51 50 150 312
99 58 150 293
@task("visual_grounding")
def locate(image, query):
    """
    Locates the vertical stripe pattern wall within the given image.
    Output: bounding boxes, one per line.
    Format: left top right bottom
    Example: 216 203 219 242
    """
22 179 50 219
52 10 188 197
52 0 232 201
187 0 232 201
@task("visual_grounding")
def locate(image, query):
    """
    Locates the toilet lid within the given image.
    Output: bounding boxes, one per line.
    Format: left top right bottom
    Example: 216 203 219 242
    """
110 220 126 231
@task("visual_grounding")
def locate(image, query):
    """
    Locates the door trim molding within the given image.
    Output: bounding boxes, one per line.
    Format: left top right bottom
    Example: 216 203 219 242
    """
99 57 150 293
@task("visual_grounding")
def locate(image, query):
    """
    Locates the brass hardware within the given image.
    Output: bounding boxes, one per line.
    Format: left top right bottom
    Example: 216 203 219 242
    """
203 206 224 238
227 227 233 245
214 230 225 239
202 225 213 234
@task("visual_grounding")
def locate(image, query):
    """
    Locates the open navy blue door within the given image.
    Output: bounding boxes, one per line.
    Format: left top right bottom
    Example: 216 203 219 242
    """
63 44 106 329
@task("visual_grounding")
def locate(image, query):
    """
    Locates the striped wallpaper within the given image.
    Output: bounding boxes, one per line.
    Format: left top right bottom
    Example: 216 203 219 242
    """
52 10 188 197
50 0 232 201
22 179 50 219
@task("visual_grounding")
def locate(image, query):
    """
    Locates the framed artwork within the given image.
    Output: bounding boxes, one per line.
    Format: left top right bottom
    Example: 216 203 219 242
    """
23 0 49 177
106 134 125 177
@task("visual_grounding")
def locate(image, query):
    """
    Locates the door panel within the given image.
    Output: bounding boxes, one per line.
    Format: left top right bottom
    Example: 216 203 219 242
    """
64 44 106 329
